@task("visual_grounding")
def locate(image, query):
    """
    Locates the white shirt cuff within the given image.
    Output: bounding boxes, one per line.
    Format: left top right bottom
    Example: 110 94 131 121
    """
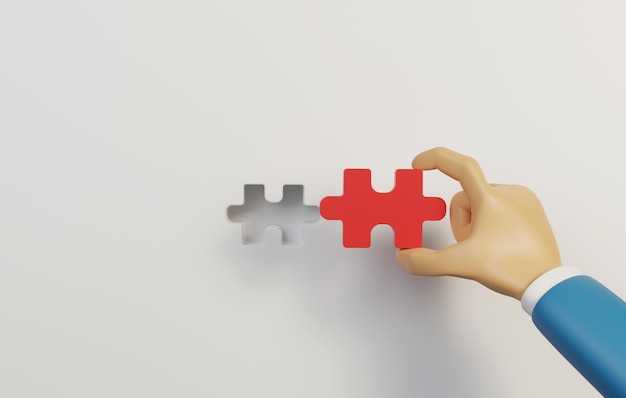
521 266 582 316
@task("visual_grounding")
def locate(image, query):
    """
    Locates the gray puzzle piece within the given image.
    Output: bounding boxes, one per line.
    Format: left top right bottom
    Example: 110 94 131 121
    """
227 185 320 245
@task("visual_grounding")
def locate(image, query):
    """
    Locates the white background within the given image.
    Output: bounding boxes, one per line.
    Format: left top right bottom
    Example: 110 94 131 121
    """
1 1 625 397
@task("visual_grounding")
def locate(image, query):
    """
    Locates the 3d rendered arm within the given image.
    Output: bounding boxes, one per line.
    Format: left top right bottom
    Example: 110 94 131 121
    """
521 266 626 397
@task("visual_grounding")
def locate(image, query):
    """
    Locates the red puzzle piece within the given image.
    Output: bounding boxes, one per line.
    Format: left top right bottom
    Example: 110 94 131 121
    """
320 169 446 248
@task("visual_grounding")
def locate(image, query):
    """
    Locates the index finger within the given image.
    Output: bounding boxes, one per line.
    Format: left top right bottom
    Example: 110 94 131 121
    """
412 147 490 204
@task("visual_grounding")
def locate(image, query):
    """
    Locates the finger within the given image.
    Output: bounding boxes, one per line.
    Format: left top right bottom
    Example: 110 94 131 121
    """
450 191 472 242
412 147 490 204
396 246 456 276
396 243 474 278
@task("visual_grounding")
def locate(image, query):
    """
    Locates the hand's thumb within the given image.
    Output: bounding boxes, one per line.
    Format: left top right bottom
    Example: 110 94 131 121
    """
395 247 450 276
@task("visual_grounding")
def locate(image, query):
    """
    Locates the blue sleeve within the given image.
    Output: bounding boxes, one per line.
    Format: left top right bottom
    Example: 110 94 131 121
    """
532 275 626 397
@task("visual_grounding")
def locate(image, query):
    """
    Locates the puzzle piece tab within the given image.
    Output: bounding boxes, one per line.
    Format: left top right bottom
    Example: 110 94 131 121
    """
227 185 320 245
320 169 446 248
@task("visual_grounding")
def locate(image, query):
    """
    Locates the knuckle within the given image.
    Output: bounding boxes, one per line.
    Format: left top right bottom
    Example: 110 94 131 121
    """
460 157 482 181
461 156 480 170
432 146 448 156
518 185 540 199
508 184 535 195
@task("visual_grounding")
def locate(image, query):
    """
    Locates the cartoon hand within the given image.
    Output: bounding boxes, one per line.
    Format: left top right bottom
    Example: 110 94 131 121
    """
395 147 562 299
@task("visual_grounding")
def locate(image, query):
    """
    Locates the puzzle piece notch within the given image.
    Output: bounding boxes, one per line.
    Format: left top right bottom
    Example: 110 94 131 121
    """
227 184 320 245
320 169 446 248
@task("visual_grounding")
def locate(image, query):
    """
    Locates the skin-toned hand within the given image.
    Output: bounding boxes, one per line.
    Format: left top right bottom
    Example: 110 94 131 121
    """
395 147 562 300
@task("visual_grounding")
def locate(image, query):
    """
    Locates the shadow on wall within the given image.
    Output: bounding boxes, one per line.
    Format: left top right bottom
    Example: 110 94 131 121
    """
221 221 481 397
